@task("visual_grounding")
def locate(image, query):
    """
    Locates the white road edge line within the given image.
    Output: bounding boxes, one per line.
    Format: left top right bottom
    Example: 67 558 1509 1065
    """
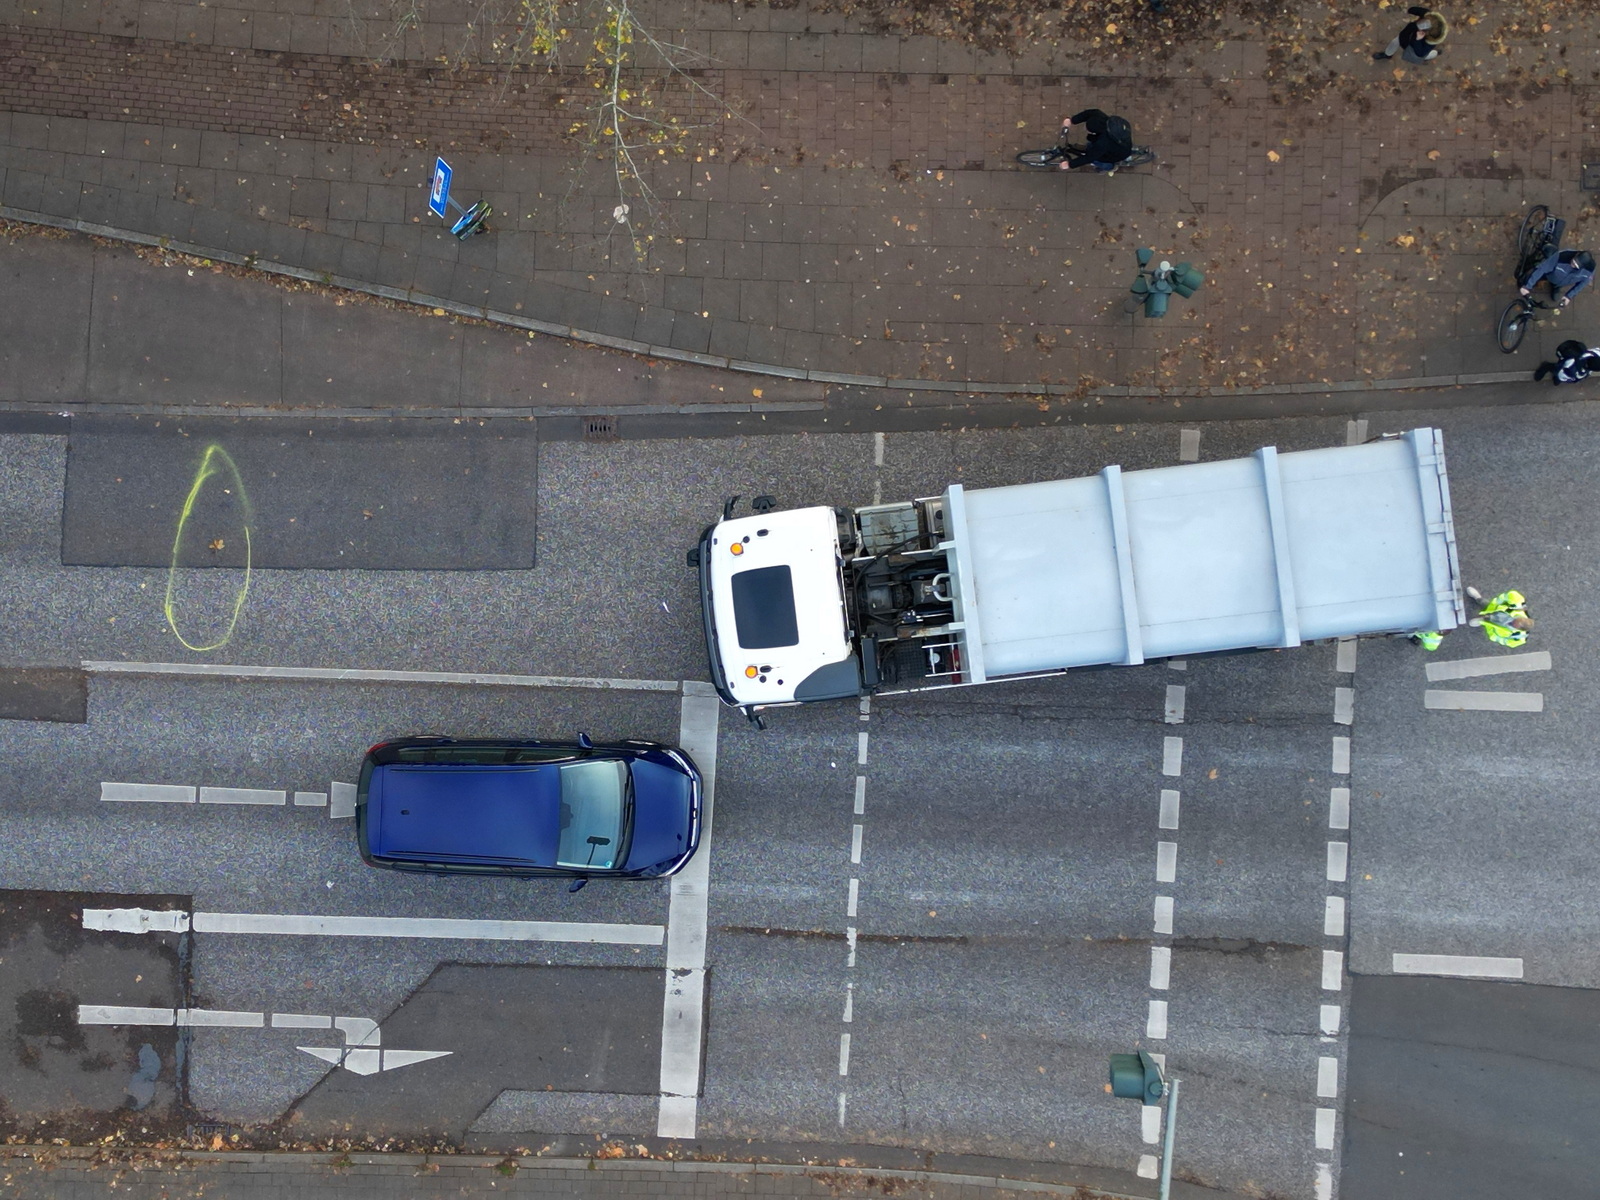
1391 953 1524 979
656 684 721 1139
82 907 662 945
1425 651 1552 682
81 660 682 693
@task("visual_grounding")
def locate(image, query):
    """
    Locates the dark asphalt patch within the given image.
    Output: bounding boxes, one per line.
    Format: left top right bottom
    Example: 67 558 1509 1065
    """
284 963 667 1141
1345 974 1600 1199
0 889 192 1140
61 414 538 569
0 667 87 722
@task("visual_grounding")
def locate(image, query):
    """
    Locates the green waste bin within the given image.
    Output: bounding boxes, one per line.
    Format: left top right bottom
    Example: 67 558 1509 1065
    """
1109 1050 1166 1102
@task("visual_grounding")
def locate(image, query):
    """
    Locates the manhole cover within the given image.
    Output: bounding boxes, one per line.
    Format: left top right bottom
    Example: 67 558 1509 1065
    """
1583 163 1600 191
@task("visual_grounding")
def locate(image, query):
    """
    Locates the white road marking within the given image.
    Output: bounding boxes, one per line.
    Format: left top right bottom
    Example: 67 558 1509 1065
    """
837 1093 848 1126
1315 1108 1336 1150
1335 637 1357 674
846 927 857 968
1322 950 1344 991
1155 842 1178 883
1149 946 1171 990
271 1013 332 1029
1392 953 1524 979
842 984 853 1023
1161 736 1183 777
1141 1104 1162 1144
1345 418 1368 445
657 686 721 1139
101 783 194 804
853 776 866 815
1426 651 1551 681
1424 689 1544 712
1320 1005 1341 1035
78 1005 174 1024
873 431 885 467
1315 1164 1333 1200
838 1032 852 1075
177 1009 263 1027
1164 685 1186 724
83 907 662 945
859 696 872 720
1167 659 1187 671
847 878 859 917
850 824 864 864
857 732 869 765
1146 1000 1168 1040
1137 1155 1159 1179
1179 428 1201 462
1331 737 1351 775
82 659 681 692
1324 896 1346 937
293 791 328 807
329 781 357 819
1329 787 1350 831
1326 842 1349 883
199 787 286 806
1333 687 1355 726
1153 897 1174 935
1316 1057 1339 1098
1158 789 1180 831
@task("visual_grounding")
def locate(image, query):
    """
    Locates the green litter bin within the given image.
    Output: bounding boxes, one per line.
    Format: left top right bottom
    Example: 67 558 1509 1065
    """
1109 1050 1166 1102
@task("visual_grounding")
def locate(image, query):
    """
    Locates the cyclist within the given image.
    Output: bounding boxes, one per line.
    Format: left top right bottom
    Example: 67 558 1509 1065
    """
1520 246 1596 308
1058 109 1135 171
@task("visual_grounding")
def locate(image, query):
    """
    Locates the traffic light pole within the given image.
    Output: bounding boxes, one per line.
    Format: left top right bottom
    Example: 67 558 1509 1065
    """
1157 1077 1180 1200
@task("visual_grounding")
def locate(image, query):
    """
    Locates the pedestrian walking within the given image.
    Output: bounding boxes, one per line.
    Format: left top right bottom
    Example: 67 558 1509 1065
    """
1464 585 1534 648
1533 338 1600 385
1373 7 1448 63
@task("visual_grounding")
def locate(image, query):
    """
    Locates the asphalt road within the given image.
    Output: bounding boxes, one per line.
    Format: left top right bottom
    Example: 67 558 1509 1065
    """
1 404 1595 1200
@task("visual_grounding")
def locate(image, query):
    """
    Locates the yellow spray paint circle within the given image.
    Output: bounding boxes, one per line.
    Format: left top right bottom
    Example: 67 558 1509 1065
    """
164 444 253 652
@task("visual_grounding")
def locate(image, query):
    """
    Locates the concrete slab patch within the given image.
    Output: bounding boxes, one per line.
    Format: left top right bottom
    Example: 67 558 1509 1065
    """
0 667 87 722
0 234 92 404
0 889 192 1140
61 413 538 569
285 963 665 1141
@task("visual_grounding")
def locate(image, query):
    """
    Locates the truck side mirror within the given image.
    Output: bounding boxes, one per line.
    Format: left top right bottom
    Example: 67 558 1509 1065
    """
722 495 742 520
752 495 778 513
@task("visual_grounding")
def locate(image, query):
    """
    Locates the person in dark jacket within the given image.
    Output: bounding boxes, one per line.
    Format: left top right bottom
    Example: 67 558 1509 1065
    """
1534 339 1600 384
1058 109 1134 171
1374 7 1448 63
1521 248 1596 308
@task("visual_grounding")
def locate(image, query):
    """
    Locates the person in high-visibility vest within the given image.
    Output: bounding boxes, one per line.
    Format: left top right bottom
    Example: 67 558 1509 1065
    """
1409 629 1445 651
1465 586 1533 648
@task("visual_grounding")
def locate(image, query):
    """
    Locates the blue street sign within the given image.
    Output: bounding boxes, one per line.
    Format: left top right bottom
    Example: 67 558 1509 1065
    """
428 157 452 219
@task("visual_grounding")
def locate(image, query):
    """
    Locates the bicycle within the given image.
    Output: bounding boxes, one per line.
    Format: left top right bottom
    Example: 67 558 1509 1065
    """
1496 204 1564 353
1016 137 1156 175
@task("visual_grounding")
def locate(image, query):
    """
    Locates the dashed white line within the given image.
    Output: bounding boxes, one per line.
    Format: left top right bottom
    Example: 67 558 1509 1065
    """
841 984 853 1023
1345 418 1368 445
1315 1107 1337 1150
78 1005 174 1024
1392 953 1524 979
293 791 327 808
853 776 866 815
1316 1057 1339 1099
1178 428 1201 462
1333 687 1355 725
199 787 286 806
1425 651 1551 681
1149 946 1171 990
1424 689 1544 712
1319 1005 1342 1035
1138 1155 1160 1179
838 1032 852 1076
1141 1104 1163 1144
850 824 864 864
329 781 357 819
1326 842 1349 883
1328 787 1351 831
1153 897 1174 936
846 926 857 968
1161 736 1183 777
1322 950 1344 991
1145 1000 1169 1040
1155 842 1178 883
271 1013 332 1029
1164 685 1187 724
846 878 859 917
1335 637 1358 674
100 783 194 804
1315 1163 1334 1200
1331 737 1351 775
1158 789 1180 831
1323 897 1346 937
857 732 869 765
177 1008 264 1027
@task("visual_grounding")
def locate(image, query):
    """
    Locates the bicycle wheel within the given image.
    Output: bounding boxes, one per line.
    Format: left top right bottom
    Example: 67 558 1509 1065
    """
1122 147 1157 167
1518 205 1550 265
1496 298 1531 353
1016 149 1064 168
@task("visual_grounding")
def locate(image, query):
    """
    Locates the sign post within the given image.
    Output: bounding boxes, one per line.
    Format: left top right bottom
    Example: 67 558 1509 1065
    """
427 156 491 240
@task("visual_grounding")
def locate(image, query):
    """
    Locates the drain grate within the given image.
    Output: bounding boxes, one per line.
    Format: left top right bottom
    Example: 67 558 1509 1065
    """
582 416 620 442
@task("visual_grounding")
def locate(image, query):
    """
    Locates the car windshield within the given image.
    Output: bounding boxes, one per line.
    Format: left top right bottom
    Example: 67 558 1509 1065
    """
555 759 629 870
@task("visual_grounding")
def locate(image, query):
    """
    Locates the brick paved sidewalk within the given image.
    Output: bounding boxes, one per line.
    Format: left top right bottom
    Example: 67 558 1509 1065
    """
4 0 1598 397
0 1147 1170 1200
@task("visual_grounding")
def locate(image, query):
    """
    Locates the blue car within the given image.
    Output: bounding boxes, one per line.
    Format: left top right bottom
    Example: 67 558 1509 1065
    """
356 736 701 885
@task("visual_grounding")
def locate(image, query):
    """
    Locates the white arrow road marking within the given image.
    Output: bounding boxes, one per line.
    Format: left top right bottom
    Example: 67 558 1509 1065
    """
83 907 663 945
78 1004 451 1074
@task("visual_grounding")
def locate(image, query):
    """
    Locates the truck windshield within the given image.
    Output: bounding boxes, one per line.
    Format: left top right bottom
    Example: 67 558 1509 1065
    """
555 760 629 869
731 565 800 649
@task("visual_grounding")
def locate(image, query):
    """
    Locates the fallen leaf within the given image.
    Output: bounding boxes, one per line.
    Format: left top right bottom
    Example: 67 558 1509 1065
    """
1427 149 1441 161
1267 150 1281 163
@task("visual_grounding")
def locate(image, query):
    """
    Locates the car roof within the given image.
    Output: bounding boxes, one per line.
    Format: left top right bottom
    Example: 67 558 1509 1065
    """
367 763 561 865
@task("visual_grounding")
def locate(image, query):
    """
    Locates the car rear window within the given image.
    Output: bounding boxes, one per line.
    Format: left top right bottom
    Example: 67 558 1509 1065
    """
731 565 800 649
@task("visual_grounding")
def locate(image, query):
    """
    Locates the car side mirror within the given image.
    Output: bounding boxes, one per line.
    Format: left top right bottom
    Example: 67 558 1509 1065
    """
577 732 594 749
567 878 588 893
